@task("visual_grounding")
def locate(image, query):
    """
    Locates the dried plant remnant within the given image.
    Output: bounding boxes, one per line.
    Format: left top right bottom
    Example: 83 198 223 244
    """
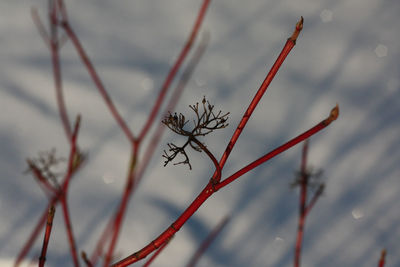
162 97 229 169
25 148 66 187
291 167 325 193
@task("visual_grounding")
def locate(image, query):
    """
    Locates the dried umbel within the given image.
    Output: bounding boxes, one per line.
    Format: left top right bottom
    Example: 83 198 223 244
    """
25 148 66 187
162 97 229 169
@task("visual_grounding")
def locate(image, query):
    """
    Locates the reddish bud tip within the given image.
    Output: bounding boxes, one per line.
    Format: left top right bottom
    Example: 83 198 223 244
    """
290 16 304 42
296 16 304 31
324 104 339 125
330 104 339 121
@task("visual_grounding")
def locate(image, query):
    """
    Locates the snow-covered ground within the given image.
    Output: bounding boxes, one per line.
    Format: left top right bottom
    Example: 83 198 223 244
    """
1 0 399 266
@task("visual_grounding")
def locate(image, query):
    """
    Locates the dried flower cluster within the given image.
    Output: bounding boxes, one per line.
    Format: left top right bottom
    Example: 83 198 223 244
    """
162 97 229 169
291 167 325 193
25 149 65 187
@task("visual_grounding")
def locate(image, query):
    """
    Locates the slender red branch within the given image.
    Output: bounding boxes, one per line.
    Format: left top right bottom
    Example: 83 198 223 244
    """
137 0 211 142
213 16 304 183
91 16 210 267
49 1 73 141
111 106 338 267
186 216 230 267
135 32 210 186
111 182 214 267
89 215 114 264
56 1 135 143
378 249 386 267
215 105 339 190
190 137 221 183
15 206 48 267
59 116 81 267
31 7 50 48
142 237 172 267
81 252 94 267
103 147 138 267
60 198 79 267
294 140 308 267
304 184 324 217
38 206 56 267
15 116 83 266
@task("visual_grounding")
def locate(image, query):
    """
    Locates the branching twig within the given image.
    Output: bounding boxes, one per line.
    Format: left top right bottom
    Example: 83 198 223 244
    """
142 237 173 267
212 17 304 183
111 102 339 267
186 216 230 267
378 249 386 267
38 205 56 267
138 0 212 142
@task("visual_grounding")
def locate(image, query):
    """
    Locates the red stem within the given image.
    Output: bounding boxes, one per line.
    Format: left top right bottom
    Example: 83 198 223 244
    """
304 185 324 217
137 0 211 142
15 206 48 266
38 205 56 267
15 117 82 266
49 0 72 141
294 140 308 267
61 198 80 267
142 238 172 267
103 147 138 267
92 8 210 266
215 105 338 191
378 249 386 267
59 117 81 267
186 216 230 267
190 137 221 183
31 7 50 48
111 105 338 267
81 252 94 267
213 17 304 183
135 32 210 186
89 215 114 264
57 1 135 143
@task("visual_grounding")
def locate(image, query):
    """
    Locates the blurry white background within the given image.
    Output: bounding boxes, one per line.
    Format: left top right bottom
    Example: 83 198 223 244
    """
0 0 399 266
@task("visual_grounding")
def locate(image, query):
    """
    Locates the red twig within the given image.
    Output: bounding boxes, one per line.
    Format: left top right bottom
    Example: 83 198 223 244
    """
378 249 386 267
304 184 324 217
109 18 310 267
103 147 138 267
49 0 72 142
111 104 339 266
216 105 338 190
89 215 114 264
142 237 172 267
81 252 94 267
186 216 230 267
294 139 327 267
56 0 135 143
135 32 210 186
38 206 56 267
190 137 222 183
30 7 50 48
32 1 72 141
213 17 304 183
15 208 48 267
59 116 82 267
137 0 211 143
15 116 83 267
294 140 308 267
93 4 211 265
